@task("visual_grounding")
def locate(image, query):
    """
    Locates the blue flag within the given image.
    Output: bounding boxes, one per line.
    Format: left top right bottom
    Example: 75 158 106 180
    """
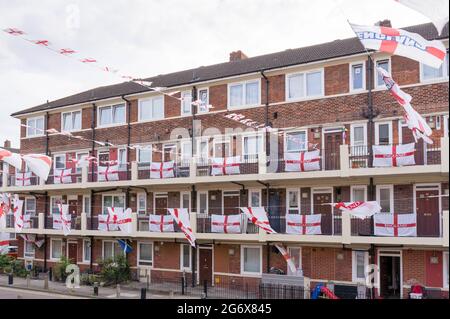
117 239 132 254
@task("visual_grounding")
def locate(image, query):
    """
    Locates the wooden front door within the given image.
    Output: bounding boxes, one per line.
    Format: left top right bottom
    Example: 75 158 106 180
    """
155 196 168 215
223 193 240 215
68 243 78 264
68 200 78 216
313 192 333 235
199 248 213 286
416 189 440 237
402 126 424 165
268 190 282 233
324 132 342 170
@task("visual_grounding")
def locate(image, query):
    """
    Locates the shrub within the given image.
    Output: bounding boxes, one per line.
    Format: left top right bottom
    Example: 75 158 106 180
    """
99 254 131 286
0 254 13 272
11 259 30 278
80 272 101 286
54 256 72 282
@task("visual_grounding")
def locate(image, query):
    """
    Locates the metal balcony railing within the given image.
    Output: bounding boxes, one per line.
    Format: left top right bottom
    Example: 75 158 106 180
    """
137 159 191 180
196 154 259 177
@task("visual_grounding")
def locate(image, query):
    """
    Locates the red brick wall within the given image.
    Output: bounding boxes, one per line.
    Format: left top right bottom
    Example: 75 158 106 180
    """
325 64 349 95
209 84 227 111
392 56 420 86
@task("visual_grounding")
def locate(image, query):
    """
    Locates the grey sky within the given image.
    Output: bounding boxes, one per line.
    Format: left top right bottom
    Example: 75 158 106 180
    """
0 0 429 148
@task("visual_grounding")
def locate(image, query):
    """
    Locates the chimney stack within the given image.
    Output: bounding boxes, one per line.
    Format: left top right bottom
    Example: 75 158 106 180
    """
229 50 248 62
3 140 11 149
375 19 392 28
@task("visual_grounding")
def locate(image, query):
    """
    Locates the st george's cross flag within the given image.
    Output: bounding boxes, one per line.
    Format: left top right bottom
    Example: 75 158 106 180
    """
52 204 72 236
335 201 382 220
285 214 322 235
377 67 412 107
150 161 175 179
98 208 120 231
97 165 120 182
20 234 45 248
274 244 297 274
0 147 23 170
116 208 133 234
374 212 417 237
0 193 11 229
12 196 25 232
240 207 277 234
394 0 449 35
373 143 416 167
22 154 52 182
211 214 242 234
53 168 73 184
149 214 175 232
168 208 196 247
15 171 32 186
211 156 241 176
350 23 446 68
284 150 321 172
0 232 9 255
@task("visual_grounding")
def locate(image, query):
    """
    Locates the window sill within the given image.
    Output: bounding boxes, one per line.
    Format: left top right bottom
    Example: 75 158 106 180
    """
97 123 127 129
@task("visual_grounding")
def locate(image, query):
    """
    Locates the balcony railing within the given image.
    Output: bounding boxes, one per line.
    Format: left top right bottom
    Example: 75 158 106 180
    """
196 214 259 234
137 159 191 180
7 172 39 187
196 154 259 177
45 215 82 231
88 164 130 182
46 168 82 185
137 215 184 233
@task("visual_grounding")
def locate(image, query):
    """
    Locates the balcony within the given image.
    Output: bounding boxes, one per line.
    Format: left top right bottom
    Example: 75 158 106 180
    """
46 167 83 185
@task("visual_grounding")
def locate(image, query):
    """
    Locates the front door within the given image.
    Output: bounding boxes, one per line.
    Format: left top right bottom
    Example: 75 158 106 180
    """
416 189 440 237
68 242 78 264
68 199 78 216
199 248 213 286
313 191 333 235
379 255 401 299
155 196 168 215
324 131 342 170
223 192 240 215
269 190 282 233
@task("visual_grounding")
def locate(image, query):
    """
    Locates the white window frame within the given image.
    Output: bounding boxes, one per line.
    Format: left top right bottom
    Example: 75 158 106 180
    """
50 196 64 215
82 239 91 263
138 96 164 122
53 154 66 171
163 143 178 162
61 110 82 132
227 79 261 109
350 61 366 92
75 152 89 173
50 238 63 261
97 103 126 127
181 90 192 116
24 197 36 215
137 193 147 216
287 246 302 275
137 146 153 163
240 245 262 276
376 185 394 214
285 69 324 102
26 116 45 138
248 189 262 208
375 58 391 89
420 52 449 83
82 195 91 216
24 241 35 259
444 115 449 137
242 133 264 157
180 140 192 162
180 191 191 211
118 148 127 167
102 240 123 260
197 139 209 161
197 191 209 215
284 130 308 153
350 123 367 147
213 137 231 158
287 188 301 215
180 244 192 271
102 194 126 215
137 241 154 267
352 250 369 283
375 121 393 145
197 87 210 114
350 185 367 202
444 251 449 289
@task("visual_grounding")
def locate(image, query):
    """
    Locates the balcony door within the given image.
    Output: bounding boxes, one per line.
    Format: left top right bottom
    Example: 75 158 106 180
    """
323 129 342 171
154 193 168 215
312 188 333 235
415 185 440 237
400 121 424 165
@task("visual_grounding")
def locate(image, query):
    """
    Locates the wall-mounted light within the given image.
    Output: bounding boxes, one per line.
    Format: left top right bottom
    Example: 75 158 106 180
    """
302 192 309 199
336 253 344 260
228 248 235 256
154 245 160 252
430 256 439 264
211 194 217 201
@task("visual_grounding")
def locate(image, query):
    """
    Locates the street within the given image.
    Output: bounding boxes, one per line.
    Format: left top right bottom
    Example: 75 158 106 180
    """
0 286 86 299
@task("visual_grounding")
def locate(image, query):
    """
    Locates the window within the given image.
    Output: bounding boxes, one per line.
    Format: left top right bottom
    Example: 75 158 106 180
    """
26 116 45 137
285 131 307 153
287 189 300 214
249 190 261 207
352 251 368 282
198 140 209 160
24 241 35 258
118 149 127 166
83 195 91 216
197 192 208 215
76 152 89 173
180 141 192 162
241 246 262 275
138 148 152 163
54 154 66 170
24 198 36 215
103 241 124 260
213 139 231 158
228 80 260 108
287 247 302 276
376 59 390 87
375 122 392 145
163 144 177 162
139 97 164 121
181 192 191 211
50 196 64 215
99 104 126 126
287 70 323 100
444 252 449 289
243 135 263 157
62 111 81 132
83 239 91 262
421 52 449 82
138 242 153 267
350 124 367 147
181 91 192 116
180 244 191 271
377 185 393 214
137 193 147 215
351 63 365 91
351 186 367 202
51 239 63 260
102 194 125 215
198 88 209 113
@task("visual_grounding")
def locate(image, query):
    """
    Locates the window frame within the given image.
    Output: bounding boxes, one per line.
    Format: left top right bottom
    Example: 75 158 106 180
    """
54 154 66 171
197 87 210 113
242 133 264 157
61 110 82 132
375 58 391 89
376 184 394 214
350 61 366 92
213 137 231 158
197 191 208 215
375 121 393 145
227 79 261 109
24 196 36 215
284 130 308 153
286 69 324 101
137 241 154 267
26 116 45 138
352 250 369 283
50 238 63 261
287 188 301 215
287 246 302 275
137 193 147 216
137 146 153 164
180 244 192 271
181 90 193 116
97 103 126 127
24 241 35 259
50 196 64 215
82 239 91 263
102 194 126 215
350 185 367 202
248 189 262 208
444 251 449 289
420 52 449 83
102 240 123 260
240 245 263 276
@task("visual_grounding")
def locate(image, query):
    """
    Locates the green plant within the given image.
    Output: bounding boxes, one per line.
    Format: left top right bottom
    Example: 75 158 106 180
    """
11 259 29 278
54 256 72 282
0 254 13 272
99 254 131 286
80 272 100 286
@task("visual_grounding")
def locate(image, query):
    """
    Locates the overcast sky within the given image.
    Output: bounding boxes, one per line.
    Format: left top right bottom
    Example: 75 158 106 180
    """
0 0 430 148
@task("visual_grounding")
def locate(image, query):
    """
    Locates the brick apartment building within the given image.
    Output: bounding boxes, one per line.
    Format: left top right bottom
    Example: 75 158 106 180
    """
0 21 449 298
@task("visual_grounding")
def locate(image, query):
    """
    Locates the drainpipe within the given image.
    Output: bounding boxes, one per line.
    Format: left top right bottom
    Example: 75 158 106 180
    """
90 189 94 271
191 86 198 288
43 107 50 273
121 95 132 181
260 70 270 159
91 103 97 180
191 86 198 159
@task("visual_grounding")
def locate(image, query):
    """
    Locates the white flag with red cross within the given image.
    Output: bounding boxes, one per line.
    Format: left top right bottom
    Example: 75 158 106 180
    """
350 23 446 68
52 204 72 236
335 201 382 220
0 148 23 170
149 214 175 232
15 171 32 186
286 214 322 235
274 244 297 274
211 214 242 234
167 208 196 247
117 208 133 234
97 165 120 182
0 232 9 255
22 154 52 182
20 234 45 248
211 156 241 176
377 67 412 107
98 208 120 231
150 161 175 179
0 194 11 229
374 213 417 237
284 150 321 172
53 168 73 184
240 207 277 234
12 196 25 232
373 143 415 167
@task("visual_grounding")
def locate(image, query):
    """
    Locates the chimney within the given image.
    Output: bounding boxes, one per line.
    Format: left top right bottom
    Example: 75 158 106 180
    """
3 140 11 149
229 50 248 62
375 19 392 28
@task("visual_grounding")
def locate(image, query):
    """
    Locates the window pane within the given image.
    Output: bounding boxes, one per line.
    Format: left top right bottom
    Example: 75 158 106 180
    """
377 60 389 86
422 64 443 80
286 132 306 152
114 196 125 209
73 111 81 130
245 82 258 105
199 141 208 159
181 142 192 160
27 119 35 136
352 188 365 202
104 242 113 259
100 107 112 126
103 196 112 214
288 74 304 99
288 191 299 208
306 71 322 96
352 64 364 90
251 192 260 207
230 84 243 107
199 193 207 215
84 241 91 261
378 124 390 145
63 113 72 131
199 89 208 112
182 92 192 114
244 136 259 155
84 196 91 215
114 242 124 257
288 248 301 274
138 194 146 214
182 193 190 210
36 118 44 132
113 105 125 123
379 188 391 213
182 245 190 268
139 243 153 262
138 149 152 163
55 155 66 169
25 198 36 214
356 252 366 279
52 240 62 259
152 97 164 119
244 247 260 273
139 100 152 121
353 126 365 145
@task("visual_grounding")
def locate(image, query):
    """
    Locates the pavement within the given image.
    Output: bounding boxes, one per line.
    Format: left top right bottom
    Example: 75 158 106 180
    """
0 274 199 299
